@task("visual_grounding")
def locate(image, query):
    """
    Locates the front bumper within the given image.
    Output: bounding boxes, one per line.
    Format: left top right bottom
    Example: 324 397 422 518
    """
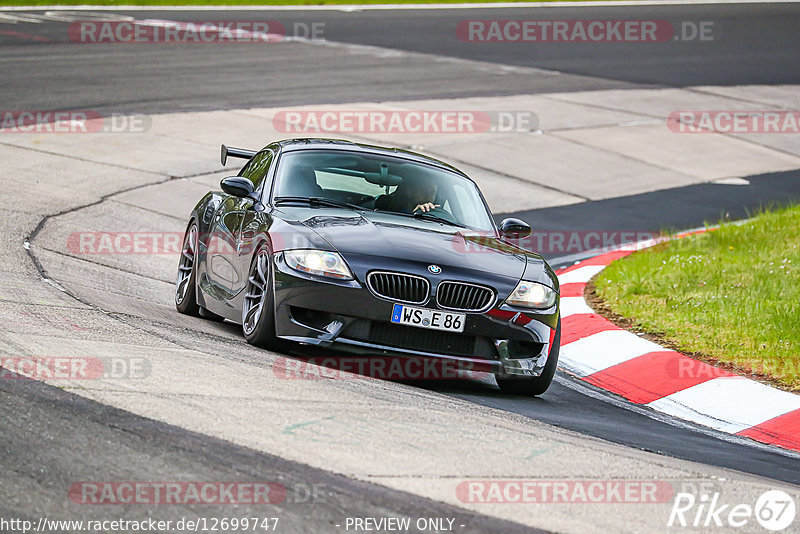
272 255 559 377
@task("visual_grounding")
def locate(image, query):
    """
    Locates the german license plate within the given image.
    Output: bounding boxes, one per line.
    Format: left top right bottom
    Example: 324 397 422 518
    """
390 304 465 333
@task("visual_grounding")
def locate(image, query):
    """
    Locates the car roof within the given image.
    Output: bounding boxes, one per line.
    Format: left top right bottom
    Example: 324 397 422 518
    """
267 138 469 178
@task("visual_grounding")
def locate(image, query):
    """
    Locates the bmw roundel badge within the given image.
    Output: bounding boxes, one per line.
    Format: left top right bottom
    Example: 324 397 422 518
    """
428 265 442 275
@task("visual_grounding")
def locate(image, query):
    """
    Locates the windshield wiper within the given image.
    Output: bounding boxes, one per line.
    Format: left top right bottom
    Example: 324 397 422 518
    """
412 211 468 228
273 196 366 211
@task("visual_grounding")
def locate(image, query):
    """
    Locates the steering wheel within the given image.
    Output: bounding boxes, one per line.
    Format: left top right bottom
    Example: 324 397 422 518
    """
417 205 456 223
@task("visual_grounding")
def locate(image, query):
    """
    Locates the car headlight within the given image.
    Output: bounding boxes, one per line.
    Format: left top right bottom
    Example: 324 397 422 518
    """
283 250 354 280
506 281 557 309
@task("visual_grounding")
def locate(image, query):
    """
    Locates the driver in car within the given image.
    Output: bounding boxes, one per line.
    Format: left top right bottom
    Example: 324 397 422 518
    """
375 173 439 214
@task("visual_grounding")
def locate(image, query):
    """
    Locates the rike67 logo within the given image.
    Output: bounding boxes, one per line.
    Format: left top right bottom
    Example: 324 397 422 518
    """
668 489 796 531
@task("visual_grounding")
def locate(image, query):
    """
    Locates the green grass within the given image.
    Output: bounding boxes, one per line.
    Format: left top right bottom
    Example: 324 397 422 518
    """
0 0 648 5
594 204 800 391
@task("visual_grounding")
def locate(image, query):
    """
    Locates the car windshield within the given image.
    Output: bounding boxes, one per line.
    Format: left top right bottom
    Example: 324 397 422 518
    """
272 149 495 231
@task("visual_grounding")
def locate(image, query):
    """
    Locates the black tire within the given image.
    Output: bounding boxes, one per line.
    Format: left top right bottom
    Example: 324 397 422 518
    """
496 317 561 396
175 220 201 317
242 244 283 349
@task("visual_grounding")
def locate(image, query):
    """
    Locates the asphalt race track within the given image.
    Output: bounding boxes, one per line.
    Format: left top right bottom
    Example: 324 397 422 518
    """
2 2 800 533
2 3 800 113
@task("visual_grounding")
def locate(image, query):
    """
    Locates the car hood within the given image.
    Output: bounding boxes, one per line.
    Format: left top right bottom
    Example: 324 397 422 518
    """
276 207 535 282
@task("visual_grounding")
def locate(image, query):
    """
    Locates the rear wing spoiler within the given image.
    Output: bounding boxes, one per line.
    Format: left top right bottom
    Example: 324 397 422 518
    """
221 144 257 166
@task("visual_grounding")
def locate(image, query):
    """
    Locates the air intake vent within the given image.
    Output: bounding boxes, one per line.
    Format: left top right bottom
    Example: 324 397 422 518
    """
436 281 495 312
367 271 429 304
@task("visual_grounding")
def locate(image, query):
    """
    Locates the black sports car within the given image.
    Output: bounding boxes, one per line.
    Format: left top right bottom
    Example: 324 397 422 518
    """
176 139 561 395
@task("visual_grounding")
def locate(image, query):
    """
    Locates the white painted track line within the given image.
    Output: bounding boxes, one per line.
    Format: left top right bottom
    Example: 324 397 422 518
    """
560 329 665 376
559 297 595 318
557 264 607 285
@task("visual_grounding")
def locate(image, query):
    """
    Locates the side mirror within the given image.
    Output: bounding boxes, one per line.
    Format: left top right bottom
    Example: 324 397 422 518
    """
220 177 255 198
499 218 532 239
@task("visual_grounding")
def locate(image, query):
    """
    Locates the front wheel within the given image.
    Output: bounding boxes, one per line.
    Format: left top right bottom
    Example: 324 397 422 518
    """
242 245 283 349
175 221 200 316
496 318 561 396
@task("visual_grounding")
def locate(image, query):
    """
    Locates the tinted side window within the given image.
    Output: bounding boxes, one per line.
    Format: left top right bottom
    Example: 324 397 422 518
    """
239 150 274 190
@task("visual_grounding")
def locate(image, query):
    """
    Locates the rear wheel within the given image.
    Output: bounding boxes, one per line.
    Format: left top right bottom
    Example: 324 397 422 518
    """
242 245 283 349
496 318 561 396
175 221 200 316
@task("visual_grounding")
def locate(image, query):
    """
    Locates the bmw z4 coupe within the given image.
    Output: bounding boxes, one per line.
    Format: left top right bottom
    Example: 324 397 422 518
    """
176 138 561 395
